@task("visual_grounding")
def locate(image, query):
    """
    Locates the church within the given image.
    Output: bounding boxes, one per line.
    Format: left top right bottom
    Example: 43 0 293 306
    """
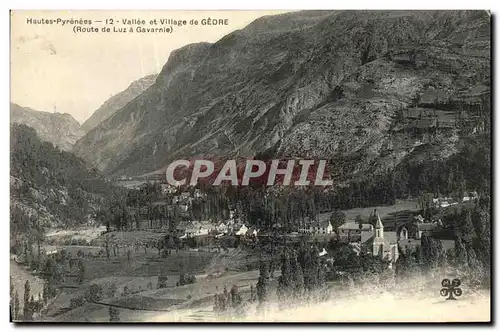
361 210 399 267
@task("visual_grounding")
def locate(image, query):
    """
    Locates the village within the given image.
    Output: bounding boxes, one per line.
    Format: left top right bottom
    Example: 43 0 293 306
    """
44 180 481 269
9 174 487 323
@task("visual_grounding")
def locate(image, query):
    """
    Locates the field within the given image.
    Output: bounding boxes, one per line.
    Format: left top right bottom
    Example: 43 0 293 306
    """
35 233 268 322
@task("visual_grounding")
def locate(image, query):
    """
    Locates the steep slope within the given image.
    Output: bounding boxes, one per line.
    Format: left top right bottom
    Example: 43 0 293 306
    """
10 103 84 151
81 74 158 133
73 11 490 182
10 124 117 229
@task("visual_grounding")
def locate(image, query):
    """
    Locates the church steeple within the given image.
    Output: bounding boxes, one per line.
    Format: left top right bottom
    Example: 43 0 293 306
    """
374 209 384 238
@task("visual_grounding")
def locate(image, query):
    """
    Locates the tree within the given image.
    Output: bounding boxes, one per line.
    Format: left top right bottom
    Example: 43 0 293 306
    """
454 237 468 267
42 282 49 304
14 290 20 320
107 283 117 298
250 285 256 302
10 278 14 319
290 253 305 300
256 260 270 309
421 233 444 270
157 275 168 289
85 284 103 302
277 249 294 304
77 260 85 283
230 285 242 309
108 307 120 322
355 215 365 228
330 210 347 231
23 280 32 320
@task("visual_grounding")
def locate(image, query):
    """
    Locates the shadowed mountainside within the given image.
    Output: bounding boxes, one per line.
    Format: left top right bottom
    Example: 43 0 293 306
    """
73 11 490 185
11 103 84 151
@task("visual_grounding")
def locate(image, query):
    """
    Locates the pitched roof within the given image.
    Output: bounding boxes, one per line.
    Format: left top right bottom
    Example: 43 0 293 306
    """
417 223 437 231
384 231 398 244
339 222 372 231
363 236 391 249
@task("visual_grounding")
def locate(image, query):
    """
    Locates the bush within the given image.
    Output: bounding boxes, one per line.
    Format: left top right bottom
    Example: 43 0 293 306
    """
178 273 196 286
84 284 103 302
107 283 117 298
157 275 168 289
69 295 86 309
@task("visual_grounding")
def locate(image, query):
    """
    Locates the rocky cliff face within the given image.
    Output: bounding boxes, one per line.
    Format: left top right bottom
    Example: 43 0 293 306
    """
10 103 84 151
73 11 490 182
81 74 158 133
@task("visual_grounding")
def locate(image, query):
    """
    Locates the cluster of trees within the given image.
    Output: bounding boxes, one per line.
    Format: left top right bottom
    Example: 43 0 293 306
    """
177 273 196 286
257 244 327 310
109 307 120 322
10 279 48 321
10 207 44 267
396 195 491 287
213 285 244 317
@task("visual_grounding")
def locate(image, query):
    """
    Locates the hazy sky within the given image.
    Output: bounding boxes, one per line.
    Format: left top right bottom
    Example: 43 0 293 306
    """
10 10 288 123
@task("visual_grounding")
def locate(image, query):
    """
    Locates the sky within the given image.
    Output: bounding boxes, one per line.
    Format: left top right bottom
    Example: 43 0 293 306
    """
10 10 288 123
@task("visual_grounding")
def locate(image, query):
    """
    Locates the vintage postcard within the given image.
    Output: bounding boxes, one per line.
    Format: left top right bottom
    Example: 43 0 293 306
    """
9 10 491 323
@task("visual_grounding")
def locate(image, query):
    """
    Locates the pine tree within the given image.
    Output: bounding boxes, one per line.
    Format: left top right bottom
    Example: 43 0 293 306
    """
421 233 444 270
108 307 120 322
23 280 32 320
256 260 270 309
14 290 20 320
250 285 256 302
290 253 304 300
10 278 14 319
77 260 85 283
230 285 242 309
454 237 468 267
277 249 294 303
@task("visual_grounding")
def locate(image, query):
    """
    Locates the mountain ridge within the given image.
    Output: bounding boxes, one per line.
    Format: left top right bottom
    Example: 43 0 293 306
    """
72 10 490 185
10 103 84 151
81 73 158 133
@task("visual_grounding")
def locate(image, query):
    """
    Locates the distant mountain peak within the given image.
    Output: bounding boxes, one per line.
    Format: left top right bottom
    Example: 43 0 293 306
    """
10 103 84 151
81 73 158 133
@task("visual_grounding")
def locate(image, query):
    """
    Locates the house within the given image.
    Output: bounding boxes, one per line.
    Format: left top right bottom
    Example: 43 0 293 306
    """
246 227 259 237
160 184 177 195
194 189 206 199
298 220 333 235
216 222 228 234
398 238 455 255
397 221 438 240
184 221 211 238
338 222 373 242
433 197 459 208
361 212 399 267
235 224 248 236
462 191 478 202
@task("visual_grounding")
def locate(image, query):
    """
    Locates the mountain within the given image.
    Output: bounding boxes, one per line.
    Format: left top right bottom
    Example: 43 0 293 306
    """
10 103 84 151
81 74 158 133
10 124 118 229
73 11 490 186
